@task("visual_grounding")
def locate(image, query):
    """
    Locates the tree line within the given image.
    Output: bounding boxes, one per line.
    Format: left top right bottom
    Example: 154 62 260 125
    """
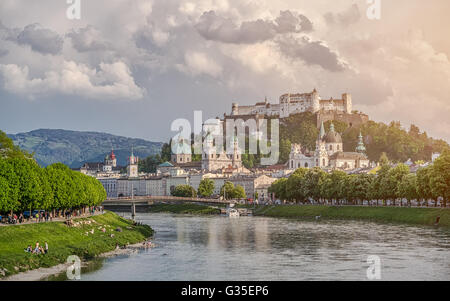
269 150 450 207
171 179 246 200
0 131 107 214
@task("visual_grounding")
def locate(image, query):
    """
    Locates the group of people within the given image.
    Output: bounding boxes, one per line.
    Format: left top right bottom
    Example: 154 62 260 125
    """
0 214 24 224
25 241 49 255
1 206 105 226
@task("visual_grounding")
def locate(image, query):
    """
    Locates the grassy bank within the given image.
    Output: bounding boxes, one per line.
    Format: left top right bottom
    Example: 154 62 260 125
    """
0 211 153 279
253 205 450 227
148 203 221 215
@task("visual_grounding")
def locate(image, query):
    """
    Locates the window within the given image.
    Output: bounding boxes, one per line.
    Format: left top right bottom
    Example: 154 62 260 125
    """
337 145 340 150
305 163 308 168
322 158 325 166
329 145 332 151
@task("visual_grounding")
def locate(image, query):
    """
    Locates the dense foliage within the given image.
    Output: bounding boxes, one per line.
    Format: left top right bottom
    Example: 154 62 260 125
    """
279 113 449 164
220 181 246 199
0 133 107 214
171 184 197 198
269 150 450 207
197 178 215 197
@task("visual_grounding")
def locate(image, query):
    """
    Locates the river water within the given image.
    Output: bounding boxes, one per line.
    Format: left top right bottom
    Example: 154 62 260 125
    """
79 213 449 281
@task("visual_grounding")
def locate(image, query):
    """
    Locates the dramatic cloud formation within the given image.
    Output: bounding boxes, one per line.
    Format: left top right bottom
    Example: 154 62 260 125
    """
195 10 312 44
9 23 63 55
0 61 145 100
277 36 348 71
66 25 109 52
0 0 449 143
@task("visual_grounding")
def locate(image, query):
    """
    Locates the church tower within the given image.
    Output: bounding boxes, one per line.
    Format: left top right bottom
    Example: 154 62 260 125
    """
314 121 328 167
127 148 139 178
355 130 366 154
231 136 242 168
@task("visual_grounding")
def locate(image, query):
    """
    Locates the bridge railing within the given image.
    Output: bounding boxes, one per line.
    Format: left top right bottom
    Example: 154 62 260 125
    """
104 195 232 204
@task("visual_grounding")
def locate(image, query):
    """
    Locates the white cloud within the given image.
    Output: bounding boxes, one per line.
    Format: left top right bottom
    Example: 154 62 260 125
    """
179 51 223 77
0 61 145 100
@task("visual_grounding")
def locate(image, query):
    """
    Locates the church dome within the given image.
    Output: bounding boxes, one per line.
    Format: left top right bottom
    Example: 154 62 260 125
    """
324 131 342 143
324 123 342 143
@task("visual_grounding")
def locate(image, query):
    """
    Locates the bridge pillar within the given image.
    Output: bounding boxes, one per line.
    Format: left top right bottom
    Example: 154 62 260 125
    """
131 202 136 220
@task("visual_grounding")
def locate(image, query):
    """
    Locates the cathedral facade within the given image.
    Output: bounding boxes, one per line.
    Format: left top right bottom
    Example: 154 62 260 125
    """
289 122 369 170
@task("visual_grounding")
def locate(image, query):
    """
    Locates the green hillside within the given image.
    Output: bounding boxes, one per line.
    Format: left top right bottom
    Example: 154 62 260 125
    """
7 129 163 168
278 112 449 164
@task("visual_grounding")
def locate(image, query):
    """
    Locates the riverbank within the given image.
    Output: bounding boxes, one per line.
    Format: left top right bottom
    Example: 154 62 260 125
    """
148 203 221 215
0 211 153 280
253 205 450 227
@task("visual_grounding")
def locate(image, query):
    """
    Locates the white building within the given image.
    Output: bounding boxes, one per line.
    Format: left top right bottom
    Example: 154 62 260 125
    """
289 122 369 170
231 89 352 118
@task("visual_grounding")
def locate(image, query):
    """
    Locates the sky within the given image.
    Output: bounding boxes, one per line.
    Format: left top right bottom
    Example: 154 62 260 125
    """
0 0 449 143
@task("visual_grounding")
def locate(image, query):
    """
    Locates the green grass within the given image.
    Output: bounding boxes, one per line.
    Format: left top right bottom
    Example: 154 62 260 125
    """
148 203 221 215
0 211 153 279
253 205 450 227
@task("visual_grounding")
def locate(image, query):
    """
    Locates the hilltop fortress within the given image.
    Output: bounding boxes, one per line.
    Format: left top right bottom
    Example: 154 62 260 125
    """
226 89 368 127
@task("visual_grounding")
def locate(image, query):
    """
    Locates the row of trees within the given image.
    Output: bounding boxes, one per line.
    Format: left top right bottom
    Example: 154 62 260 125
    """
269 150 450 206
0 158 107 214
171 179 246 200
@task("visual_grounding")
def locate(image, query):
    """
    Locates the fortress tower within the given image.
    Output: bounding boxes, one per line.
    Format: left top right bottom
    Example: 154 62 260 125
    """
342 93 352 114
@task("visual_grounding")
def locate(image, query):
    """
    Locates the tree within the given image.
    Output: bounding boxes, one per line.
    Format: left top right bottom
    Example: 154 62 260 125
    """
320 170 348 205
160 141 172 162
139 154 162 173
0 158 20 212
417 166 433 207
371 164 391 206
303 168 327 203
269 178 288 201
198 178 215 197
220 182 235 200
350 174 374 205
233 185 246 199
0 176 11 213
0 130 33 159
379 152 389 165
381 164 410 206
430 150 450 207
171 185 197 197
286 168 308 203
397 173 418 206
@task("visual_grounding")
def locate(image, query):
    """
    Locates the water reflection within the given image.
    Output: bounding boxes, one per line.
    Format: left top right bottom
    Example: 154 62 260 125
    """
79 213 450 281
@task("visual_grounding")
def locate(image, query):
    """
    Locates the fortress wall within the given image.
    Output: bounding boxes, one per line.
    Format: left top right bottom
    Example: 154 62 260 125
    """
317 111 369 128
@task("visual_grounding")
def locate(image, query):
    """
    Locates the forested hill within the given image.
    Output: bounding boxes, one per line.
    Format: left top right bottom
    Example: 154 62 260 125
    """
278 112 450 164
7 129 163 168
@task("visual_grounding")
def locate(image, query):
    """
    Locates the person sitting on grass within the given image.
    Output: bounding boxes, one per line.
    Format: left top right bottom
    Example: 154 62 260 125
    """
24 245 32 253
33 242 41 254
44 241 49 254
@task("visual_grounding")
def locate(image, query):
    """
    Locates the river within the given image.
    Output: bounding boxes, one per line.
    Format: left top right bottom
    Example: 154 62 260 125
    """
78 213 449 281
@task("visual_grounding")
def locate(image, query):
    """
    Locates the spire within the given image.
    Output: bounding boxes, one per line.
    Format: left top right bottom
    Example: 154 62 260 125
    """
329 121 335 133
319 121 325 140
356 130 366 153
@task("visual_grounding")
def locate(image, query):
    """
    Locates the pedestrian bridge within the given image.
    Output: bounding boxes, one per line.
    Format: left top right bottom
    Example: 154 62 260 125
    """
103 196 232 205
